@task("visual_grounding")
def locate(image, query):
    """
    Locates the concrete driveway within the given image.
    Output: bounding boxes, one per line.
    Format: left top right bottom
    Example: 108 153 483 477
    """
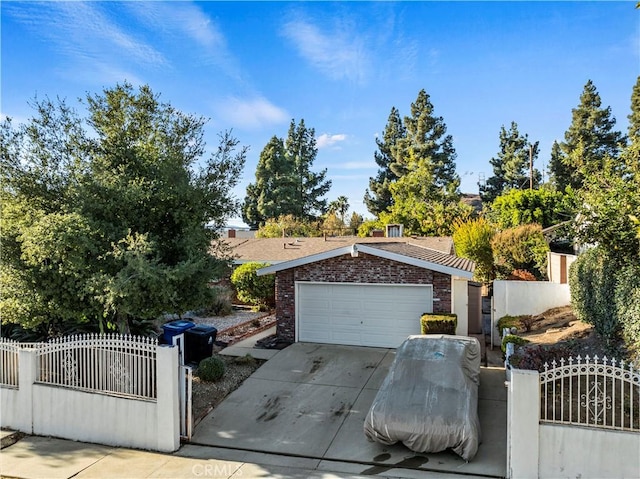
190 342 507 478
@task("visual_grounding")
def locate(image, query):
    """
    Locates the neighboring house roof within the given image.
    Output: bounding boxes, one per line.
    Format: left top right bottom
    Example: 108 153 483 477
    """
256 242 475 279
222 236 455 264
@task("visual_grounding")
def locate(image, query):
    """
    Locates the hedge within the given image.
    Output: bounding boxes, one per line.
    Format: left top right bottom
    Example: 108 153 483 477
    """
420 313 457 335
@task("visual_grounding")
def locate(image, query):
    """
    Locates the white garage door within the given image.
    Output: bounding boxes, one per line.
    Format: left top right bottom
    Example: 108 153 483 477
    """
296 282 433 348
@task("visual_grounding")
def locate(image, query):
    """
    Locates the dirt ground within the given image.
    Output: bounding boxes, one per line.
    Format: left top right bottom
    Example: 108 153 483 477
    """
508 305 621 370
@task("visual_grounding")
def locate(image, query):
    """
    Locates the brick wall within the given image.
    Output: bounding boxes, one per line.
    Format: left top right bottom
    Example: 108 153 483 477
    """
274 252 452 342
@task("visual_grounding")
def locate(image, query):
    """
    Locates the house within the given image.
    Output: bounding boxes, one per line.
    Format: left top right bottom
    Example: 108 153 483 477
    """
223 235 455 265
256 241 480 349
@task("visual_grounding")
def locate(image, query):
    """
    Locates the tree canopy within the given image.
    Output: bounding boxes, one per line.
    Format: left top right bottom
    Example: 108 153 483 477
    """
242 119 331 228
364 89 460 217
479 122 541 203
0 83 246 337
551 80 624 191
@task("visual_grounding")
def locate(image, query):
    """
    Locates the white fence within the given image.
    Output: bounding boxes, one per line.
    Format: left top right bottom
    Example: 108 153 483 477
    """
508 357 640 479
0 335 181 452
492 280 571 346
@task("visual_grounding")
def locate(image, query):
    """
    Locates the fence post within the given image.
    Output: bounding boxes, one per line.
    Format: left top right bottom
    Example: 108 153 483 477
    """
508 368 540 479
156 345 180 452
16 348 37 433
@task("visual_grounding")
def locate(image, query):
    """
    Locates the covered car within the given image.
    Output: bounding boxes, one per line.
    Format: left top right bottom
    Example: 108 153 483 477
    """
364 334 481 461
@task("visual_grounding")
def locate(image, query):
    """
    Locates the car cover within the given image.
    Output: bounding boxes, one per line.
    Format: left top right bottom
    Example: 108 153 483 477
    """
364 335 481 461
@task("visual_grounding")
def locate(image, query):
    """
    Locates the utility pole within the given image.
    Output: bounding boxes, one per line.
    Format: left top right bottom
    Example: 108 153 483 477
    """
529 144 534 190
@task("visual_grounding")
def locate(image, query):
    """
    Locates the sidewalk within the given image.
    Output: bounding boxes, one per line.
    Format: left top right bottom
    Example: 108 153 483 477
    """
0 434 494 479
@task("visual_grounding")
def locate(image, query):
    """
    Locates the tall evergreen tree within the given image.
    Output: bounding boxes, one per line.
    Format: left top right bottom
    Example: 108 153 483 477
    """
396 89 460 200
364 89 460 217
242 119 331 227
364 107 406 215
552 80 624 191
285 119 331 220
547 140 571 191
242 136 295 228
628 75 640 144
479 122 541 203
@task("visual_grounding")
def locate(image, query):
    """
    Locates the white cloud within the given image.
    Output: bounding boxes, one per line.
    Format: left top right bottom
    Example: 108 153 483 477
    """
317 133 347 149
4 1 167 76
281 17 370 84
217 97 289 130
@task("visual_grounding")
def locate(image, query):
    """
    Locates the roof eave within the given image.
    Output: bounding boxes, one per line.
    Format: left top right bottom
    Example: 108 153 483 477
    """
256 243 474 279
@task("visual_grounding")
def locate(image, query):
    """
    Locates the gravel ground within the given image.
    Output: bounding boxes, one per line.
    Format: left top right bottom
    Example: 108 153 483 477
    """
190 309 269 332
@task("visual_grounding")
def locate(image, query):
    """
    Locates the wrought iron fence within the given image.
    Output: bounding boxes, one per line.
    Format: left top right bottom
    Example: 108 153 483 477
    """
0 338 20 387
35 334 158 400
540 355 640 431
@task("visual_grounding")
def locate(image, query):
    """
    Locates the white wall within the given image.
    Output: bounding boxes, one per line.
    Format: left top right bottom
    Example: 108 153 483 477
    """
539 425 640 479
508 368 640 479
493 280 571 346
452 278 469 336
0 346 180 452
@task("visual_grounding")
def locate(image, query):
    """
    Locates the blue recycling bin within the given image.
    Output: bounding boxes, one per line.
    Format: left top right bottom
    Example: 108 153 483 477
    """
162 320 195 344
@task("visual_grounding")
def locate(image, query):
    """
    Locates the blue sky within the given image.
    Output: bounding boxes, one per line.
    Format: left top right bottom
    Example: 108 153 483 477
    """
2 1 638 224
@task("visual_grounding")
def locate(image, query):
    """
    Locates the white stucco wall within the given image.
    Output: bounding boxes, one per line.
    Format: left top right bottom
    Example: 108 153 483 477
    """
539 425 640 479
452 278 469 337
0 345 180 452
32 385 159 449
493 280 571 346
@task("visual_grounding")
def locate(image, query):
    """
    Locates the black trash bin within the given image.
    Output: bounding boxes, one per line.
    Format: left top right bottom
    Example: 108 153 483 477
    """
185 325 218 364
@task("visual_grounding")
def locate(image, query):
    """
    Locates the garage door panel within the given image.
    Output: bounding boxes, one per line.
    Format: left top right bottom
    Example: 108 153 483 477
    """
297 283 433 348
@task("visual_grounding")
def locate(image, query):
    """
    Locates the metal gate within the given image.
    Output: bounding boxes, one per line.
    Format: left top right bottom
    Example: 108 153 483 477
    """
171 334 193 440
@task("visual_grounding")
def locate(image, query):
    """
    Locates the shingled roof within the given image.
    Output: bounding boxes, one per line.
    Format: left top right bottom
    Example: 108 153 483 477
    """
221 236 454 264
256 241 475 279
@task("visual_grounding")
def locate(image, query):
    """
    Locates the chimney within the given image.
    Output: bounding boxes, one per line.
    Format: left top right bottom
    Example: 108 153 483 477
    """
227 229 236 238
372 229 384 237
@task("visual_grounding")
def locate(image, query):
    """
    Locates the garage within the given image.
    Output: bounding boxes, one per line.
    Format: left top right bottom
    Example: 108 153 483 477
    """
257 242 475 347
296 282 433 348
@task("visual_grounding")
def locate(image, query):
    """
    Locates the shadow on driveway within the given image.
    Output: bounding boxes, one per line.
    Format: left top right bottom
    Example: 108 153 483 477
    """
188 342 507 478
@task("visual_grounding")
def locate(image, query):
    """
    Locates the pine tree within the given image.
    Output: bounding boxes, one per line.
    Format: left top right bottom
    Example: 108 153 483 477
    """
397 89 460 200
547 140 571 191
242 136 295 228
628 75 640 145
285 119 331 220
243 119 331 227
479 122 541 203
364 107 406 215
553 80 624 191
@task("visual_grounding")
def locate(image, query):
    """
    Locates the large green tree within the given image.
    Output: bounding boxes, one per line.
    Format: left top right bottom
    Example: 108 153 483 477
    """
364 89 460 216
364 107 406 215
488 187 572 230
479 122 541 203
551 80 624 191
286 119 331 220
0 84 246 337
241 136 295 228
242 119 331 228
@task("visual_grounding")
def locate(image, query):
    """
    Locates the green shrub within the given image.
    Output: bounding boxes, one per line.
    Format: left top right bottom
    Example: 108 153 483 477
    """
420 313 457 335
491 223 549 280
230 262 275 310
197 356 226 382
496 315 522 334
615 263 640 362
501 334 530 354
569 247 620 351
